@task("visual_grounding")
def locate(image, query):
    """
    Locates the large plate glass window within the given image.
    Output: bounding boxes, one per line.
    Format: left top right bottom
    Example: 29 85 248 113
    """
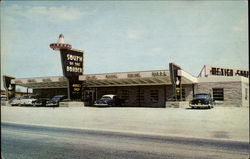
121 90 129 102
150 90 159 103
212 88 224 101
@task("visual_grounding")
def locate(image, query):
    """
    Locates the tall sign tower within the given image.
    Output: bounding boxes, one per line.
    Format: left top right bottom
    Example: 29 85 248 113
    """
50 34 84 100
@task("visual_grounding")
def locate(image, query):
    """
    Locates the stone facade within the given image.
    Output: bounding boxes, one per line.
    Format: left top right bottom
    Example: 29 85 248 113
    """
195 81 248 107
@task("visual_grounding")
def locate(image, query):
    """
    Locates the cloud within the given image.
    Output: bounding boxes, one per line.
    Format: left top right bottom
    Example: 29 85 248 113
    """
126 30 143 39
4 4 88 22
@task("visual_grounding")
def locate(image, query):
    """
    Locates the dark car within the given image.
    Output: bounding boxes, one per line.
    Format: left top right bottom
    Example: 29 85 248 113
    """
32 98 49 107
46 95 67 107
189 93 214 109
94 94 123 107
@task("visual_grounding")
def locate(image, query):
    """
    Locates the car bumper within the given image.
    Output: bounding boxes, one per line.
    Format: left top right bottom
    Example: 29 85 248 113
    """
93 103 109 106
46 103 58 106
33 103 44 106
21 103 34 106
10 103 20 106
189 104 212 108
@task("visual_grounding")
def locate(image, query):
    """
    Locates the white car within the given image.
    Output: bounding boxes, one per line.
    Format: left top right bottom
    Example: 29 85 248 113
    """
20 95 38 106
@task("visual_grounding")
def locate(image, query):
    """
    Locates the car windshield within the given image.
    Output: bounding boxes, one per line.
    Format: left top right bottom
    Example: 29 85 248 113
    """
52 97 61 101
21 96 29 99
194 94 209 99
30 95 37 99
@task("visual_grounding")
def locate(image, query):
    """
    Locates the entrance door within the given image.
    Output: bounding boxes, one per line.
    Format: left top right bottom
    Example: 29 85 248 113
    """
83 89 96 106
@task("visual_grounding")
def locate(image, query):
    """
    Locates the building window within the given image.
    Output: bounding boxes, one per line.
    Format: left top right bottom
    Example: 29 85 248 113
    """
182 88 186 101
150 90 159 103
212 88 224 101
245 88 248 100
121 90 129 101
136 89 144 102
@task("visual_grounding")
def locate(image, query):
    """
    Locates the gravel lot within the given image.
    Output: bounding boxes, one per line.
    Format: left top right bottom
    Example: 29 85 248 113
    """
1 105 249 142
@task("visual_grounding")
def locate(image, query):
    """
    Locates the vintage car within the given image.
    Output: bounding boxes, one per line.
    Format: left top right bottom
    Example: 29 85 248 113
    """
20 94 39 106
94 94 123 107
32 98 50 107
46 95 67 106
9 96 21 106
189 93 214 109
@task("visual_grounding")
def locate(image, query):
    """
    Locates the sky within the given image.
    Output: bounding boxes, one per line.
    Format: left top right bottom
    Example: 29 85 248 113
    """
1 1 248 90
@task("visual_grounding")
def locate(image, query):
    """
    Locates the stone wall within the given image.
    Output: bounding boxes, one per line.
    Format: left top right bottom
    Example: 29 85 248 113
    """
195 81 244 107
241 81 249 107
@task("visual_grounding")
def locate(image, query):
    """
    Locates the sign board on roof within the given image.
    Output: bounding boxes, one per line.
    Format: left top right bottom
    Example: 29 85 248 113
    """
199 65 249 78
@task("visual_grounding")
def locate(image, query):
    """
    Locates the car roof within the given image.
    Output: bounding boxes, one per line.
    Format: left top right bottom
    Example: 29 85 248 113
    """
102 94 117 98
53 95 66 97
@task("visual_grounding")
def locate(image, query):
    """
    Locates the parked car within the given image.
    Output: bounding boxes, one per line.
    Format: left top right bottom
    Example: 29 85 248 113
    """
1 94 7 101
189 93 214 109
20 94 39 106
46 95 67 106
94 94 124 107
32 98 50 107
9 96 21 106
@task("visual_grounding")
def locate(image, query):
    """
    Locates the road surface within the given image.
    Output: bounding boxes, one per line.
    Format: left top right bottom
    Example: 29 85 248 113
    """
1 123 249 159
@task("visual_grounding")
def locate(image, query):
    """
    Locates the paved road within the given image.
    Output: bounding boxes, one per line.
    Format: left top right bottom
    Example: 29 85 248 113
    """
1 123 249 159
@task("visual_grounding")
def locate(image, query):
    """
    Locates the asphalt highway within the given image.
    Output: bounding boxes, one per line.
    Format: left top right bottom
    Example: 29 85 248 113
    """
1 123 249 159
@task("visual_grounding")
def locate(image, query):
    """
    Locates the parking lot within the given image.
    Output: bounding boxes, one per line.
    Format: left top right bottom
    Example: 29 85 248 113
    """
1 105 249 142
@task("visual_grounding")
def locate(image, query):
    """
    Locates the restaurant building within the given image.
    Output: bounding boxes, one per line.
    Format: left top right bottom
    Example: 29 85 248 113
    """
6 64 249 107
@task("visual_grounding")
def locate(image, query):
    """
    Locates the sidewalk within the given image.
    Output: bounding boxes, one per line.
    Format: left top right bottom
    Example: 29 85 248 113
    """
1 106 249 142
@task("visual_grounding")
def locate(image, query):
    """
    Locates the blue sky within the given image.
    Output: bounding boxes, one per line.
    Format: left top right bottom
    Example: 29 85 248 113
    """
1 1 248 89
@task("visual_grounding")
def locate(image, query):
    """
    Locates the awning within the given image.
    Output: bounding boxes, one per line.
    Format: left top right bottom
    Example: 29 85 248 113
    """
11 69 198 89
11 76 68 89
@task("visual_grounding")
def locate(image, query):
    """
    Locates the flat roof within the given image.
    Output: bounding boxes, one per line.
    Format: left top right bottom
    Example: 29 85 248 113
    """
11 69 199 89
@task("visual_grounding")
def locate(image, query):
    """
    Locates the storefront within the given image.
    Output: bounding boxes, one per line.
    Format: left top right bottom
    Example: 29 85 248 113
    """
6 64 248 107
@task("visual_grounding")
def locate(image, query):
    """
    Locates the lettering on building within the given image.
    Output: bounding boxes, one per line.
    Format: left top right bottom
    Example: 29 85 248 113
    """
67 54 83 62
211 67 249 78
71 83 81 93
61 49 84 77
86 76 97 80
105 74 118 79
235 70 249 78
127 73 141 78
66 66 83 73
211 67 233 76
152 71 167 77
42 78 52 82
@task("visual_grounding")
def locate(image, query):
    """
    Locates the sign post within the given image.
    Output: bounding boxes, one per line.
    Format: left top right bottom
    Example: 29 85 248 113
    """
169 63 182 101
50 34 84 101
60 49 84 100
